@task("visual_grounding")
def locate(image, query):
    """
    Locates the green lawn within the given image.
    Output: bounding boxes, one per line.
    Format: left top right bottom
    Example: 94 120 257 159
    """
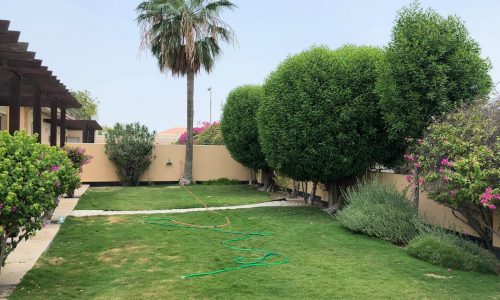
12 207 500 299
75 184 272 211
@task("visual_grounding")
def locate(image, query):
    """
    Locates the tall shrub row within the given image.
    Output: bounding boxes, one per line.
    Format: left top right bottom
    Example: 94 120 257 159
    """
220 2 497 254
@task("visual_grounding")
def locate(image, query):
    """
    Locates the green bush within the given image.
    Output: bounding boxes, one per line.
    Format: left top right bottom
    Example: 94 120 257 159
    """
105 123 155 186
338 180 423 244
407 231 498 274
258 46 389 195
0 131 79 270
221 85 268 171
377 2 492 164
202 178 240 185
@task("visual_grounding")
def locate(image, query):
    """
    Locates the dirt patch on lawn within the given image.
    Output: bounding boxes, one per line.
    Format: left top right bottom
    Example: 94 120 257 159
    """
106 216 126 224
97 245 148 267
36 256 66 267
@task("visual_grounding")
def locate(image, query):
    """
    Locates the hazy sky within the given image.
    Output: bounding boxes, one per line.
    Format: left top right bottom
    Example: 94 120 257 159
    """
2 0 499 131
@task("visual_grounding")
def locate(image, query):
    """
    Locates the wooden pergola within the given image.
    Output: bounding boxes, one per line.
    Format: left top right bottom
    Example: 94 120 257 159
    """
44 119 102 143
0 19 81 146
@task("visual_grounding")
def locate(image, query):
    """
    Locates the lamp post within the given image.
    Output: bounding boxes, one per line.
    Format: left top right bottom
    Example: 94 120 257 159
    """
207 87 212 124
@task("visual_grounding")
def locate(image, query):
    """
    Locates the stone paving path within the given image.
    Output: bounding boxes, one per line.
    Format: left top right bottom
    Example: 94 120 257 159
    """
0 185 89 299
71 200 305 217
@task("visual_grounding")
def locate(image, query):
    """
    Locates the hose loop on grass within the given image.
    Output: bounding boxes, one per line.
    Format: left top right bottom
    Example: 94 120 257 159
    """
144 186 289 279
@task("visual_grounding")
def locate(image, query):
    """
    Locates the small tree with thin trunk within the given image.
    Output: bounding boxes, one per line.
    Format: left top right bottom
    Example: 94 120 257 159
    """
137 0 236 184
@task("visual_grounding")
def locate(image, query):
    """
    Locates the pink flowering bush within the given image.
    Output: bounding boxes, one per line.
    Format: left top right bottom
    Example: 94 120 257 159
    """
407 100 499 249
64 146 93 173
177 122 222 145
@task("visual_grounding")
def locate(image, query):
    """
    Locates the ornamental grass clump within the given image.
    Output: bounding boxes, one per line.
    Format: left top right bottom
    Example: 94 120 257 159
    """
337 180 424 244
0 131 80 273
407 231 498 274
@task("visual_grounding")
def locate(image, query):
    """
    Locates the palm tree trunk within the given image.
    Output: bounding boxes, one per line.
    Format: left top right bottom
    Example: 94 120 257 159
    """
182 71 195 184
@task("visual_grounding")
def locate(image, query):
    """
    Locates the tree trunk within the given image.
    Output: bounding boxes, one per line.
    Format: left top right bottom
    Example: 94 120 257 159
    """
0 233 7 274
302 181 309 203
308 182 318 205
248 169 255 185
412 167 420 208
182 71 195 184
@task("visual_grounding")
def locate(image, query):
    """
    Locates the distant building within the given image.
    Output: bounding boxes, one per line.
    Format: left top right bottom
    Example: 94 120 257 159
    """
156 126 186 144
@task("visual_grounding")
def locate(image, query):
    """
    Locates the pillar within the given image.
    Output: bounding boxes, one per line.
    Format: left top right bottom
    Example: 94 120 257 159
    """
8 74 20 134
50 100 57 146
33 88 42 143
60 105 66 147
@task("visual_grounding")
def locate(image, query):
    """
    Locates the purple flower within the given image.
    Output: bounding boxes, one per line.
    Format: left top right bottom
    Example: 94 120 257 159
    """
55 181 61 188
0 203 3 209
11 206 17 213
51 165 61 171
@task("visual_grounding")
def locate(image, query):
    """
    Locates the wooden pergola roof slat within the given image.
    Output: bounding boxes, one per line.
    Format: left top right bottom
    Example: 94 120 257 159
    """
0 31 20 43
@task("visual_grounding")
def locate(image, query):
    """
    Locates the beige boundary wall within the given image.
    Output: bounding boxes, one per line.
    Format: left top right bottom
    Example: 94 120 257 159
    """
71 143 252 183
257 171 500 248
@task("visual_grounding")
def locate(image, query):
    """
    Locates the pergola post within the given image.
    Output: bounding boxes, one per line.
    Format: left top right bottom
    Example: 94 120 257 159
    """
50 100 57 146
89 129 95 143
82 121 88 143
8 74 21 134
60 105 66 147
33 88 42 143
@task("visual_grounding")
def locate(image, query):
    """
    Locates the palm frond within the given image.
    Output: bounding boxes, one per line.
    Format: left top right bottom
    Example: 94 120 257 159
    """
136 0 236 76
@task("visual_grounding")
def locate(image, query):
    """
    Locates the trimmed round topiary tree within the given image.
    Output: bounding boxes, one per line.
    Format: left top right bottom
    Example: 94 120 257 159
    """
221 85 274 189
258 45 389 206
377 2 492 165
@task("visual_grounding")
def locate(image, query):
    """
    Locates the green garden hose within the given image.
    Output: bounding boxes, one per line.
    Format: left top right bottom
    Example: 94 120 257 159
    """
144 187 289 279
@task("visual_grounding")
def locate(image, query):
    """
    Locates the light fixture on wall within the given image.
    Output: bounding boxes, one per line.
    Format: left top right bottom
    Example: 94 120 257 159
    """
166 158 173 166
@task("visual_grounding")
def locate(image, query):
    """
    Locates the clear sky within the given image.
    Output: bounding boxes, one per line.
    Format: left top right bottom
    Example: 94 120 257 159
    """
2 0 499 132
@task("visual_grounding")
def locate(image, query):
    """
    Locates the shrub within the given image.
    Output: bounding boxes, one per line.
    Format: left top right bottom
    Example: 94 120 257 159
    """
221 85 268 171
407 231 498 274
338 180 423 244
64 146 92 172
377 2 492 164
408 100 499 249
63 146 92 197
258 45 389 205
105 123 155 186
202 178 240 185
0 131 79 271
177 122 218 145
196 123 224 145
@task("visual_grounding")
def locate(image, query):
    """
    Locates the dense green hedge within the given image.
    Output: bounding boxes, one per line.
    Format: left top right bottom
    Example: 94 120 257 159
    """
377 3 492 164
221 85 267 171
258 46 388 184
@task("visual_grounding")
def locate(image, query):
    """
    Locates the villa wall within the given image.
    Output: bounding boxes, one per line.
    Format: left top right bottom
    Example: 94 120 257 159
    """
72 143 251 183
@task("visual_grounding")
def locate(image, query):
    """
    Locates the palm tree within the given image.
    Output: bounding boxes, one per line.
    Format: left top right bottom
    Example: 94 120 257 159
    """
137 0 236 184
